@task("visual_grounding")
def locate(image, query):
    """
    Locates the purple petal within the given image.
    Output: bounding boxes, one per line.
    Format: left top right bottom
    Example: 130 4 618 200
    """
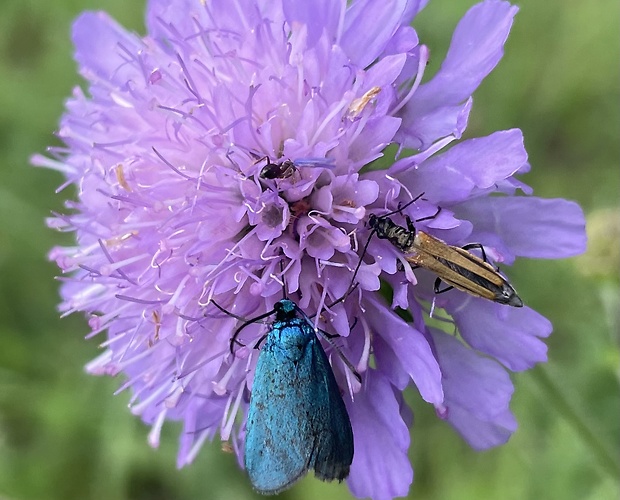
382 26 419 57
444 295 552 372
341 0 409 68
431 328 517 449
399 1 518 148
402 0 430 23
421 0 518 102
146 0 207 40
364 54 408 88
178 397 228 466
350 116 403 164
347 370 413 500
316 175 380 224
365 297 443 404
447 406 517 451
283 0 343 47
455 196 587 260
396 98 472 151
299 219 350 259
398 129 528 203
373 332 413 390
148 0 273 45
73 12 144 85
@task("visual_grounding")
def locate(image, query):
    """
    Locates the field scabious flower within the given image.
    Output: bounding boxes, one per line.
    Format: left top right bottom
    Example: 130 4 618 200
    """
35 0 586 498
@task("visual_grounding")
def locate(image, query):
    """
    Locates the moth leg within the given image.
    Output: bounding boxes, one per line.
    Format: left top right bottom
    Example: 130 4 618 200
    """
319 329 339 339
318 316 359 341
322 282 360 310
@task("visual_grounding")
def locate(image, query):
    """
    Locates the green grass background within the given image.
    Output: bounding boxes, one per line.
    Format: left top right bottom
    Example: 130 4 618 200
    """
0 0 618 499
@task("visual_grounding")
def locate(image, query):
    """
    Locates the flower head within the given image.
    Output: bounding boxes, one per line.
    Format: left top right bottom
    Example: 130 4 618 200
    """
35 0 586 498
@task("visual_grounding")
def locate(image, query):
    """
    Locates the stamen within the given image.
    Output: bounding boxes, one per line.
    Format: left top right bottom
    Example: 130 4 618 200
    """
391 45 429 115
114 164 132 191
221 381 244 441
100 253 149 276
148 409 167 448
163 275 191 314
213 358 239 396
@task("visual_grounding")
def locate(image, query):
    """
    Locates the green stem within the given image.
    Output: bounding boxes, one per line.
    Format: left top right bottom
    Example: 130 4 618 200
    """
531 366 619 478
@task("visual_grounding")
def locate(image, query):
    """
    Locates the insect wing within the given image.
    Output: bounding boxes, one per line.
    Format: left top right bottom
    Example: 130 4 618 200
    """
292 157 336 170
305 331 353 483
409 232 523 307
244 317 353 494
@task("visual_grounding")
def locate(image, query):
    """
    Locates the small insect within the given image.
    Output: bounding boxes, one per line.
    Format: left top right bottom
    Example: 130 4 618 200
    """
366 196 523 307
347 86 382 118
221 441 234 454
258 157 336 181
259 158 297 180
241 299 354 494
113 163 132 192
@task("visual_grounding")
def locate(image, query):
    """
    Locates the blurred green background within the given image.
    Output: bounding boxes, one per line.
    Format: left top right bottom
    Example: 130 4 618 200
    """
0 0 618 499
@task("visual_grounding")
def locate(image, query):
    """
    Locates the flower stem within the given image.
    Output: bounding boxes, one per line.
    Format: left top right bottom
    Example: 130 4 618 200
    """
531 366 619 477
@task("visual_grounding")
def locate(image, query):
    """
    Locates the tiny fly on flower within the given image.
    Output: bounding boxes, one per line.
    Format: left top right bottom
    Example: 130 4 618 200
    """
366 195 523 307
259 158 297 180
258 157 336 180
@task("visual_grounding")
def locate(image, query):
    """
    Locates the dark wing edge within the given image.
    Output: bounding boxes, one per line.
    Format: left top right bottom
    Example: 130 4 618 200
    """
307 337 354 482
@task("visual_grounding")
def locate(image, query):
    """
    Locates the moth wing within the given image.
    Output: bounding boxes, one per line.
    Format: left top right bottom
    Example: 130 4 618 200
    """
304 335 354 482
244 324 353 494
245 332 311 494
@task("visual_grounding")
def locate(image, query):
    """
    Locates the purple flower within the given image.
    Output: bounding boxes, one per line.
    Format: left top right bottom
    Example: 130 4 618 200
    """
34 0 586 498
